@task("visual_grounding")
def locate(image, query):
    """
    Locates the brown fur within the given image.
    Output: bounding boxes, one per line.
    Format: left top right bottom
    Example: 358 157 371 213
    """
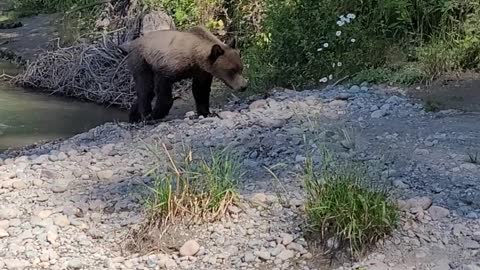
123 26 248 122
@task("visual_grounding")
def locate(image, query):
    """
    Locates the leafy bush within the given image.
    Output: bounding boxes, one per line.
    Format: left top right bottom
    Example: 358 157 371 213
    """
140 0 228 35
303 149 398 256
241 0 480 91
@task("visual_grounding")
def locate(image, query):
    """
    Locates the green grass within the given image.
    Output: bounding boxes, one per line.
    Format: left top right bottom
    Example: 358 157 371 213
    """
143 144 241 226
424 99 442 112
303 148 398 257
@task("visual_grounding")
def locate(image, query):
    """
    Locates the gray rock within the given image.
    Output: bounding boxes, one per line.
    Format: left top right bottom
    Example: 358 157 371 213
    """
97 170 114 180
51 179 70 193
255 249 271 261
349 85 360 92
371 110 387 118
281 233 294 245
4 259 29 270
405 196 432 210
179 240 200 256
463 264 480 270
276 249 294 261
428 206 450 220
0 207 21 220
0 228 9 238
244 252 256 262
53 214 70 227
271 244 286 257
67 258 84 269
463 239 480 249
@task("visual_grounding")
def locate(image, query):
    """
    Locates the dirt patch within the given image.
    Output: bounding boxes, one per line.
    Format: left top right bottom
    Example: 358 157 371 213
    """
408 72 480 113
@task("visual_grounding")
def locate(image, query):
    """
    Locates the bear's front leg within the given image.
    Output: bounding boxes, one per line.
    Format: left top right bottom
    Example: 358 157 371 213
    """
151 74 174 120
192 72 213 117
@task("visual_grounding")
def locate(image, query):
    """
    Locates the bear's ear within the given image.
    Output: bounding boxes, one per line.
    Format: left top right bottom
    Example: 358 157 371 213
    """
227 37 236 49
209 44 224 63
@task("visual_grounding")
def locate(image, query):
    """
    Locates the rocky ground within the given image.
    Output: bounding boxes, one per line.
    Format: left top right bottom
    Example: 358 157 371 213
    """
0 83 479 270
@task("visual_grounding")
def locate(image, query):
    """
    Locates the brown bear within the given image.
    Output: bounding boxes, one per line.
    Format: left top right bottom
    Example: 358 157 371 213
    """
120 26 248 123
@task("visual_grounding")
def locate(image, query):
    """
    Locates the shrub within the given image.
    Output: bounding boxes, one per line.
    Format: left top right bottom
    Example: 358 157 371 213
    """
241 0 480 91
143 144 241 225
303 149 398 256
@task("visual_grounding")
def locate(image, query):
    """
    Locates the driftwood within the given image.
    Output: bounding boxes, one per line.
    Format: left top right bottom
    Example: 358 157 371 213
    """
12 1 188 109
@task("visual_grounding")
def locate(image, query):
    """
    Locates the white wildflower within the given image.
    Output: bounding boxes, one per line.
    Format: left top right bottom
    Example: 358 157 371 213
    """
319 77 328 83
350 38 356 43
332 63 336 68
317 48 323 52
340 15 351 23
337 62 343 67
329 74 333 80
323 43 329 48
336 31 342 37
347 13 356 19
337 20 345 27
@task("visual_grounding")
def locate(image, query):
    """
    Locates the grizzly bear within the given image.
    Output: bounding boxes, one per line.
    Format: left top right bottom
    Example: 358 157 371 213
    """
120 26 248 123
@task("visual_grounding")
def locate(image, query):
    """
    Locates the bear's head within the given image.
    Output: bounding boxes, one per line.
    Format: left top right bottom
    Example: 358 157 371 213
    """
208 39 248 92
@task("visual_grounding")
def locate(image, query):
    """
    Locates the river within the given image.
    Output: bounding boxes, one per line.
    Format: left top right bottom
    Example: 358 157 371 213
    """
0 62 128 151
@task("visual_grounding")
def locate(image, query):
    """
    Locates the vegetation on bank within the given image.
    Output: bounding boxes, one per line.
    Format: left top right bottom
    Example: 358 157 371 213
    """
10 0 480 91
303 149 398 256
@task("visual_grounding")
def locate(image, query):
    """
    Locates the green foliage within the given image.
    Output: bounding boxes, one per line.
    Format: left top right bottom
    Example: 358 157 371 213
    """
352 64 426 86
140 0 227 34
12 0 99 15
303 149 398 256
144 145 241 224
241 0 480 91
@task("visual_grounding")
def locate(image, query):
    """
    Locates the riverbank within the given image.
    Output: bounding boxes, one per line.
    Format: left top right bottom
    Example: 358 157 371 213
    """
1 84 479 270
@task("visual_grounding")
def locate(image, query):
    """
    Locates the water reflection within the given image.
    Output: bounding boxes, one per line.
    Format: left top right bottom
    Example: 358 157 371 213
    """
0 62 127 151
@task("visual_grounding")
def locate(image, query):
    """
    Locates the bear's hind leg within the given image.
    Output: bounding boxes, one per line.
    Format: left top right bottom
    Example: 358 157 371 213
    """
151 74 174 120
192 72 213 117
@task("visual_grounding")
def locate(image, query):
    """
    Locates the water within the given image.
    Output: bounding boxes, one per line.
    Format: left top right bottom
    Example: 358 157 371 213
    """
0 62 128 151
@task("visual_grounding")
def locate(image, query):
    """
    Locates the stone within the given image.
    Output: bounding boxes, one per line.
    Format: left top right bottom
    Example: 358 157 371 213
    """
141 10 176 34
255 250 271 261
281 233 294 245
271 244 286 257
0 207 21 220
51 179 70 193
0 228 9 238
463 239 480 249
67 258 84 269
244 252 256 263
428 206 450 220
405 196 432 210
371 110 387 118
47 229 58 244
37 210 52 219
179 240 200 257
277 249 294 261
4 259 29 270
414 148 430 155
463 264 480 270
53 215 70 227
97 170 114 180
249 100 268 110
432 259 451 270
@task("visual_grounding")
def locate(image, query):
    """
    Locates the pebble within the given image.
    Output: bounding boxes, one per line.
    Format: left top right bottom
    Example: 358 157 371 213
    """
67 258 84 269
371 109 387 118
180 240 200 257
428 206 450 220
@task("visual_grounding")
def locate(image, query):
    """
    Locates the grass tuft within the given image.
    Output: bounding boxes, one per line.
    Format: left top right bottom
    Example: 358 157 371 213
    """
144 144 241 226
467 151 479 164
303 148 398 257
